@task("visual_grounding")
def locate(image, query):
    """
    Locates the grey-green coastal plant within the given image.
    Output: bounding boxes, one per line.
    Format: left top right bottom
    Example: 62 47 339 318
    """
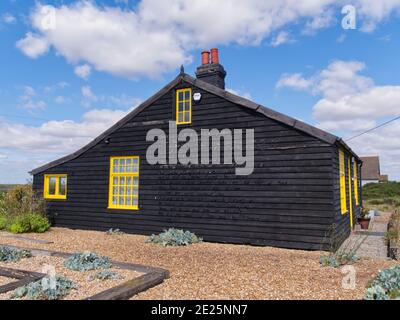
146 228 202 247
64 252 111 271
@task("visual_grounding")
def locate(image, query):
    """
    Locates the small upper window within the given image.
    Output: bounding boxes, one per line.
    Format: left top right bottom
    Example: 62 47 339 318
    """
44 174 67 200
176 88 192 125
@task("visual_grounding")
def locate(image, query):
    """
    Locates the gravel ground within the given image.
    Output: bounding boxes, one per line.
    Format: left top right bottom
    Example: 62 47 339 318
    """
0 227 398 300
0 255 141 300
0 276 13 287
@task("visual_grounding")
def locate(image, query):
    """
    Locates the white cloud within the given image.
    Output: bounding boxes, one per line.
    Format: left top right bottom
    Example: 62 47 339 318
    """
276 73 313 91
17 1 400 78
302 8 336 35
74 64 92 80
2 13 17 24
18 86 47 110
270 31 294 47
354 0 400 32
44 81 69 93
278 60 400 180
314 86 400 122
0 108 131 154
16 32 49 59
81 85 97 101
55 96 68 104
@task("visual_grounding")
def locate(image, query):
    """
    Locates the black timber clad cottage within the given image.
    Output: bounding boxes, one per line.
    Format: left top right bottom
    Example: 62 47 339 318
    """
31 49 362 250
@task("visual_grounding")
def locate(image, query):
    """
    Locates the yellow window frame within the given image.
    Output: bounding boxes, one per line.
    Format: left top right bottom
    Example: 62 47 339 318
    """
354 162 359 205
339 149 347 214
108 156 140 210
176 88 192 125
348 157 353 228
44 174 67 200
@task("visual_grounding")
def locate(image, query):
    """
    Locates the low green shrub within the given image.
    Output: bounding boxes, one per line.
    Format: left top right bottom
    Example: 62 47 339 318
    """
146 228 203 247
8 214 50 234
12 276 76 300
0 184 46 218
0 246 32 262
386 211 400 246
64 252 111 271
364 265 400 300
91 270 122 281
319 255 340 268
0 185 51 234
0 215 6 230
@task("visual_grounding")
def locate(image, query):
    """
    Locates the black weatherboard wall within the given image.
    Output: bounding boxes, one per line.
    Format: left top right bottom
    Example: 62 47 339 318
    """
32 53 361 250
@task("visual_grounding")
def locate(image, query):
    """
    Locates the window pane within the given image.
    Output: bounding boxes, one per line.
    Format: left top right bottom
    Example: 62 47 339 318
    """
119 187 125 195
119 197 124 205
184 101 190 111
185 90 190 100
113 187 118 195
120 159 125 166
178 113 183 123
120 177 125 185
133 166 139 173
120 165 125 173
134 177 139 185
113 166 119 173
112 197 118 205
59 177 67 195
126 197 132 205
133 158 139 164
133 198 138 206
178 102 184 111
184 112 190 123
133 188 139 196
178 91 184 100
113 159 118 166
48 177 56 195
126 177 132 185
113 177 118 185
126 159 132 166
126 166 132 173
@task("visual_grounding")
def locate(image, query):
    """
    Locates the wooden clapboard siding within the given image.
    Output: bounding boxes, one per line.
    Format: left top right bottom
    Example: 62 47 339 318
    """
33 81 352 250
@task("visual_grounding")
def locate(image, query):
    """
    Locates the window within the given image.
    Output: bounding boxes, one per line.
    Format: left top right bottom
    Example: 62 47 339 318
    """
176 88 192 125
339 149 347 214
108 156 140 210
44 174 67 200
354 162 359 205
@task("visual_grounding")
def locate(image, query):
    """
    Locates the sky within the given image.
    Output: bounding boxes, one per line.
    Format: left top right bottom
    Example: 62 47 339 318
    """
0 0 400 183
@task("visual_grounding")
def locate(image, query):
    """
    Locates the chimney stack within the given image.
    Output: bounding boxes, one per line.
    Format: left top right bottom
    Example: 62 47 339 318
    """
210 48 219 64
201 50 210 65
196 48 226 89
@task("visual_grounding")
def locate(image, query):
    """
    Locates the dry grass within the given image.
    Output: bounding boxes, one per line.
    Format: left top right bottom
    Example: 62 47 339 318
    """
0 255 141 300
0 227 398 300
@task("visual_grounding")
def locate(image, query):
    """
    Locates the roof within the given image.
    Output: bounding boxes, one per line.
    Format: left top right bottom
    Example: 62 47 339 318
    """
360 156 381 180
30 73 360 175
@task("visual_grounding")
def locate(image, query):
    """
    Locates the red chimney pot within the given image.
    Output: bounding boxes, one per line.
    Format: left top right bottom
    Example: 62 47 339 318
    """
201 50 210 65
211 48 219 64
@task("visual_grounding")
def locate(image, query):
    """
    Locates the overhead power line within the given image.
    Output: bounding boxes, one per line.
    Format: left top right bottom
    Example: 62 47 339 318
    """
345 115 400 142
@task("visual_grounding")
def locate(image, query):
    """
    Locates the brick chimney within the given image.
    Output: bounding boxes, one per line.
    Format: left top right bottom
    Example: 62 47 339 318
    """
196 48 227 89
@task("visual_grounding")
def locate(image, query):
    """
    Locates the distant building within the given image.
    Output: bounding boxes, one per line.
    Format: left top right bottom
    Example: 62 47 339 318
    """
360 156 389 186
